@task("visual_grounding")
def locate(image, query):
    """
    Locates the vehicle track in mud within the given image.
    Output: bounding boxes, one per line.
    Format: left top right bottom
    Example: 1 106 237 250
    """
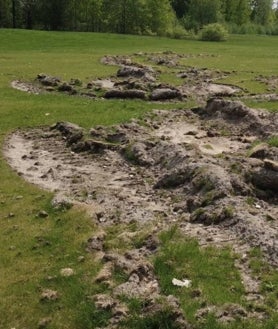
4 51 278 325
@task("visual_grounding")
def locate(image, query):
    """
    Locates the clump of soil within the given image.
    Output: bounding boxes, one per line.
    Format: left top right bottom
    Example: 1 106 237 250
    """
4 99 278 326
11 52 242 103
4 99 277 256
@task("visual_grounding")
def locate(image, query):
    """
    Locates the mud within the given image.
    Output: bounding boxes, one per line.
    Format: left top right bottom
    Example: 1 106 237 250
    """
11 52 278 107
10 52 243 103
5 62 278 326
4 99 277 263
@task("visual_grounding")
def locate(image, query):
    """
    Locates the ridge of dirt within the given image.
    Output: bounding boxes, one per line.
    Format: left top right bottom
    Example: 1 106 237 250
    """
10 52 244 103
3 99 278 326
11 52 278 106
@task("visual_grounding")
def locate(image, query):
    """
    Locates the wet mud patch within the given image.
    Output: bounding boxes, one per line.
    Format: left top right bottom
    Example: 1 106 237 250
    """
3 99 278 326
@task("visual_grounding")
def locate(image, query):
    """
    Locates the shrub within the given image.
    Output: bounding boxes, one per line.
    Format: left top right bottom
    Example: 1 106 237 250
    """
200 23 228 41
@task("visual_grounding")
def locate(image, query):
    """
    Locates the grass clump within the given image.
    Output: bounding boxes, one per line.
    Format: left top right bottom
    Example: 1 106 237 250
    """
200 23 228 42
154 226 244 324
267 135 278 147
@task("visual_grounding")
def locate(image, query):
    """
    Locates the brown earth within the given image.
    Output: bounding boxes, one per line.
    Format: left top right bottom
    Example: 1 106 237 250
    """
3 99 277 327
5 52 278 327
10 52 243 103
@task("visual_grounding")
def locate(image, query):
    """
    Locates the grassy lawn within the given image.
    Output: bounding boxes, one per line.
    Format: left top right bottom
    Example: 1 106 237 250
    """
0 29 277 329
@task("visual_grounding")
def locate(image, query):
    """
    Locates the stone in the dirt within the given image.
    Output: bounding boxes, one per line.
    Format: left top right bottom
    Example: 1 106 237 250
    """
104 89 146 99
156 163 232 197
57 83 74 92
94 262 113 283
37 74 61 87
101 55 132 66
52 121 83 138
86 231 106 252
52 121 84 145
45 86 55 92
264 159 278 172
67 131 83 145
40 289 59 301
204 98 250 118
142 234 159 252
94 294 116 310
72 139 119 153
125 142 154 166
117 66 149 78
69 78 82 86
190 203 235 225
60 268 74 277
150 88 182 101
37 210 49 218
249 143 269 159
51 193 73 210
251 166 278 192
143 295 192 329
154 168 192 189
38 317 52 329
106 131 128 144
196 303 247 323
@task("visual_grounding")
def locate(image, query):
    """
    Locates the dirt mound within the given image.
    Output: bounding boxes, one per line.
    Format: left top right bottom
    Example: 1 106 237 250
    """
10 52 243 103
10 51 278 107
4 99 277 265
11 80 41 94
3 99 278 325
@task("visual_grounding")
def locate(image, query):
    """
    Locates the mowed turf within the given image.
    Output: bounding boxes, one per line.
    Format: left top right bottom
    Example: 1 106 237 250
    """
0 29 277 329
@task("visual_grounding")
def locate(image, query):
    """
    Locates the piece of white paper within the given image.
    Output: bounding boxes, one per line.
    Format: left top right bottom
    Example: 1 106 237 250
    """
172 278 192 287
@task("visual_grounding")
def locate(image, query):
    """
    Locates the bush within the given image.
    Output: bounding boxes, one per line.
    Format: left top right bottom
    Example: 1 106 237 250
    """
200 23 228 41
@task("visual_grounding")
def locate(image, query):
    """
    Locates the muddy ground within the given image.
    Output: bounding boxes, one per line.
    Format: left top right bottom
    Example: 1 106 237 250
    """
5 52 278 327
3 97 278 327
10 52 278 103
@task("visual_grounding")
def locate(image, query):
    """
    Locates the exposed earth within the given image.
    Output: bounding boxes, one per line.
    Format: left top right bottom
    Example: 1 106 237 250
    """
5 52 278 328
10 52 278 103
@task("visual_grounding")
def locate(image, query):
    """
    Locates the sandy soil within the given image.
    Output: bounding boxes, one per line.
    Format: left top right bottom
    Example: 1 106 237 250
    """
5 53 278 325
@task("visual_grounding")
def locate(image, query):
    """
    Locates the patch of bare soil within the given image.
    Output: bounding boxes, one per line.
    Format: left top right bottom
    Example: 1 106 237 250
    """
3 99 278 327
10 52 243 103
255 75 278 93
11 80 41 94
11 52 278 108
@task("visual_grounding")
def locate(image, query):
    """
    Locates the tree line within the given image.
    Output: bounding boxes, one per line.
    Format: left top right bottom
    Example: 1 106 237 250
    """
0 0 278 36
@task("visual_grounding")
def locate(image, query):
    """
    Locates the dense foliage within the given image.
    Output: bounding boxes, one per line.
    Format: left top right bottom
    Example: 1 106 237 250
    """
200 23 228 41
0 0 278 36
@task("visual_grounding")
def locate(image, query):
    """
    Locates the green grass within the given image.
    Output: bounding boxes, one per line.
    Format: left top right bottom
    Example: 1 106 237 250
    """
267 135 278 147
153 227 278 329
0 29 278 329
154 226 244 323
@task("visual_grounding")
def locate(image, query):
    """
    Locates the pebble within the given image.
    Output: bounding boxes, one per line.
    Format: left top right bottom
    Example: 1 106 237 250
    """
37 210 49 218
60 268 75 277
38 317 51 328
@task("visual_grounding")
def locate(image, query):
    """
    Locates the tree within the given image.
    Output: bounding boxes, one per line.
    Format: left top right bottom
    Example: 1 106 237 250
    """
0 0 12 27
81 0 103 32
38 0 68 30
186 0 222 29
145 0 176 35
251 0 273 25
170 0 190 18
221 0 250 25
21 0 38 29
